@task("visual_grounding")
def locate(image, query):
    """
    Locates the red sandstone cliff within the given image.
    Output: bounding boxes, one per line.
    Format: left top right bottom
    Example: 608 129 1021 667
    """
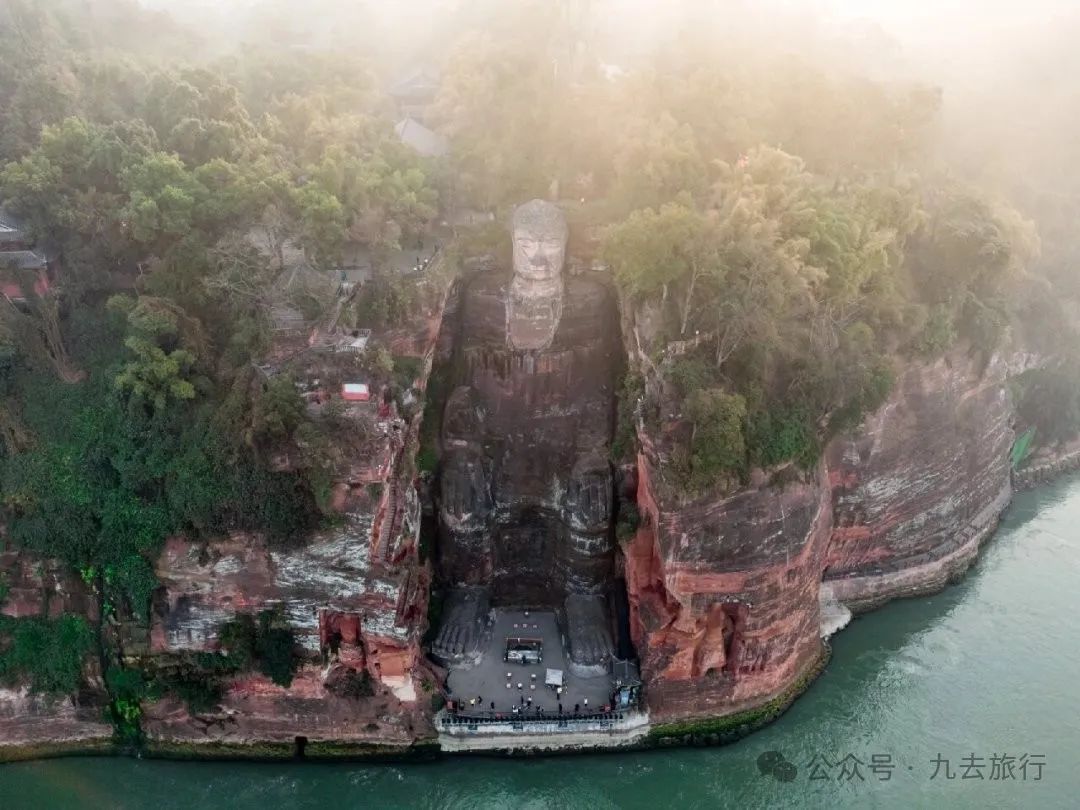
626 450 831 721
0 259 451 756
823 349 1016 612
0 550 113 751
626 346 1024 722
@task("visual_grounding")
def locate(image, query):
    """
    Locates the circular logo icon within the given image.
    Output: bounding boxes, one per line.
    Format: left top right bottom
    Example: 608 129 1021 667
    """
757 750 798 782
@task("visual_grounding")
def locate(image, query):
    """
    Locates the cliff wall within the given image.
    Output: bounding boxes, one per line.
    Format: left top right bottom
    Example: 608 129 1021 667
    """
0 254 1060 750
1013 438 1080 490
0 265 452 758
0 550 113 753
629 348 1021 721
824 350 1015 612
626 450 831 722
130 281 451 747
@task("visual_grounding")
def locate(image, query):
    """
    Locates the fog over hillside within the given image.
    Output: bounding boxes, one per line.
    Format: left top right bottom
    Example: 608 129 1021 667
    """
135 0 1079 188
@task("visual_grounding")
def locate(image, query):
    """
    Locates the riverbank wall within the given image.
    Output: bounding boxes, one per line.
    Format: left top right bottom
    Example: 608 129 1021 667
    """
1013 441 1080 491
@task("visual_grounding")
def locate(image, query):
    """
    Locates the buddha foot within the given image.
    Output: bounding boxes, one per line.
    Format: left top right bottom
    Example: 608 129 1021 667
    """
565 593 614 676
432 587 492 666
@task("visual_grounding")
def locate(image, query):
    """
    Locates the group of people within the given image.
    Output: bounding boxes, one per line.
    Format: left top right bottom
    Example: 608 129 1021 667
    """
411 238 439 275
452 692 598 718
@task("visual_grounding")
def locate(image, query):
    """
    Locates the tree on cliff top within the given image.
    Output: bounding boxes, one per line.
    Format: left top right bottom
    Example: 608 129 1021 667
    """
605 148 825 371
704 149 823 369
0 0 444 617
602 200 722 339
603 149 1034 487
673 388 748 492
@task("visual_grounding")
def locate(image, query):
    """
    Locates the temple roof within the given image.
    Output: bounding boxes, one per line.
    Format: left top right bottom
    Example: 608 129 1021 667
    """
0 209 25 242
394 117 449 158
0 250 47 270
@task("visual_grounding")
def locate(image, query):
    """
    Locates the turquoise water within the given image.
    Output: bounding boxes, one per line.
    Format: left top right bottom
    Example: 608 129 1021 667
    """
3 476 1080 809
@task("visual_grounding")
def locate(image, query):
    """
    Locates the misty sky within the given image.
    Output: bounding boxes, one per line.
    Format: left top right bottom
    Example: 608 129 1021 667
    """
137 0 1079 82
133 0 1077 192
140 0 1080 43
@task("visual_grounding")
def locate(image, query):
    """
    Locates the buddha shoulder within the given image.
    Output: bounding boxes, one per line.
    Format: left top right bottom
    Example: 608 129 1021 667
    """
562 273 614 310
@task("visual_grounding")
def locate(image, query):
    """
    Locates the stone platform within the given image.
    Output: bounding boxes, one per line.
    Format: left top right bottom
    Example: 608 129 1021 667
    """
446 609 614 715
436 709 650 752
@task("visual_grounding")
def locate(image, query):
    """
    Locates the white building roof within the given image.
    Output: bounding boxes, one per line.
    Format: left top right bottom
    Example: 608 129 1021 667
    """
394 117 449 159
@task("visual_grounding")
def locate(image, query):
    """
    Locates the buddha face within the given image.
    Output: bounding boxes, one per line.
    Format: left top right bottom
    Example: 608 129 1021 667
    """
513 228 566 282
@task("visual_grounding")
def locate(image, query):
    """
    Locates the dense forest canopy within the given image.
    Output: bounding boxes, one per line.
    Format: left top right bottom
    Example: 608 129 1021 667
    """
0 0 443 624
0 0 1079 665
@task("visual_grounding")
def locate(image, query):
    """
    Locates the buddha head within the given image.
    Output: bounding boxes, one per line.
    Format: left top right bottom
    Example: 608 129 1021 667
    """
511 200 568 283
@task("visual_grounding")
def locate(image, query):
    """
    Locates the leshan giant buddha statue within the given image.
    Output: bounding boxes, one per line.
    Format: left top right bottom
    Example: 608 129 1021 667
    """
432 200 621 674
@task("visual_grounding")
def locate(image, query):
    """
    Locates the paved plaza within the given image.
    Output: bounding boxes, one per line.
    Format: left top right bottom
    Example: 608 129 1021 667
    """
446 609 614 716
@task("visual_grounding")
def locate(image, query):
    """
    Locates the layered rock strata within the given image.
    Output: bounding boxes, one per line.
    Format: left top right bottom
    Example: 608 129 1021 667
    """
1 221 1061 750
627 348 1022 721
137 374 439 743
824 351 1015 612
625 453 832 721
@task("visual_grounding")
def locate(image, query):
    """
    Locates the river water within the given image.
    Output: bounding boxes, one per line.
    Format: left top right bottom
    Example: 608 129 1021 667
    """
3 475 1080 809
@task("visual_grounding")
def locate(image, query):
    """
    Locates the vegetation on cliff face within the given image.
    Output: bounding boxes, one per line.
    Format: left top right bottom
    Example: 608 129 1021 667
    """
0 0 442 623
0 0 1064 613
0 614 93 696
594 128 1047 493
1 304 324 620
217 610 299 688
1012 366 1080 449
591 100 1039 493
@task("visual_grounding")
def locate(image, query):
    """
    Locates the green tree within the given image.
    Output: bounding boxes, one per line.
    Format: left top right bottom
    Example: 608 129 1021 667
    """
678 389 747 490
913 186 1038 306
253 375 306 442
703 148 824 368
610 112 707 212
0 614 94 695
292 182 346 268
217 610 298 687
432 24 561 209
114 333 197 414
603 201 720 338
120 153 200 245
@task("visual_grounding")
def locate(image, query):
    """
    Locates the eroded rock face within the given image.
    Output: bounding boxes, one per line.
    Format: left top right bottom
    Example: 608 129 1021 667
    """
627 348 1020 722
824 350 1015 611
140 664 431 747
133 266 453 744
0 550 97 621
152 515 422 683
0 687 113 751
141 447 430 740
626 452 831 721
0 228 1039 750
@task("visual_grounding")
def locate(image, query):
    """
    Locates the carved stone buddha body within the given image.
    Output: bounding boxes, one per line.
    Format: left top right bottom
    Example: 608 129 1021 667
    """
432 200 620 672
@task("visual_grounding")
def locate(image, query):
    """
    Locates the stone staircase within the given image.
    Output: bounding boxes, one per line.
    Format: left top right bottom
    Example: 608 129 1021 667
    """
376 471 404 564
